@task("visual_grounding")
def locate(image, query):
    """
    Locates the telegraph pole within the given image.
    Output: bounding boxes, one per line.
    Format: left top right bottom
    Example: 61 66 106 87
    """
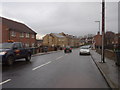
101 0 105 63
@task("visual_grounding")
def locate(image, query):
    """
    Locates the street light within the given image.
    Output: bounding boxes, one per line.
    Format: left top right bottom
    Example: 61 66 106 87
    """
101 0 105 63
95 21 100 33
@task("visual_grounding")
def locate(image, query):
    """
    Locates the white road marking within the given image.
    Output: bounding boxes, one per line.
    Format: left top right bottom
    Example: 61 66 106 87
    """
0 79 11 85
32 61 52 71
65 54 68 56
55 56 63 60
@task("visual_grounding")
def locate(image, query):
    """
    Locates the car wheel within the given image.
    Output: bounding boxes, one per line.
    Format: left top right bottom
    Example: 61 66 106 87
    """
64 50 66 53
6 56 14 66
25 53 31 61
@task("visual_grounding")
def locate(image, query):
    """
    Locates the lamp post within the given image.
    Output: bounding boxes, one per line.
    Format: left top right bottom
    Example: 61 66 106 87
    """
101 0 105 63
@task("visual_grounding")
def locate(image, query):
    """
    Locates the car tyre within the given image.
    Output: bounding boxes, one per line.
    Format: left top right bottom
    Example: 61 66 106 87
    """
25 53 31 61
6 56 14 66
79 53 81 55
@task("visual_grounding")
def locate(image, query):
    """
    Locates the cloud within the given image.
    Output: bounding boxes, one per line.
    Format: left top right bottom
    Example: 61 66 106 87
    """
1 2 118 38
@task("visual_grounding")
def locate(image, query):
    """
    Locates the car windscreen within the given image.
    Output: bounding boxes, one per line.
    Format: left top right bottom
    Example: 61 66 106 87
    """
0 43 13 49
80 46 89 49
66 46 71 48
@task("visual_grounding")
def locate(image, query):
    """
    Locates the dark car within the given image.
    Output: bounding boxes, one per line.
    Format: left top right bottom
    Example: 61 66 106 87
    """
0 41 32 66
64 46 72 53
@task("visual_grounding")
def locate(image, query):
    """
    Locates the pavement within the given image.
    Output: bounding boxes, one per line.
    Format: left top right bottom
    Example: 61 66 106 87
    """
90 50 119 89
2 49 109 88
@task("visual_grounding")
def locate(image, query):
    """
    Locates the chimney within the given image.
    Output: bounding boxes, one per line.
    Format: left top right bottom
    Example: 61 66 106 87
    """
97 31 100 35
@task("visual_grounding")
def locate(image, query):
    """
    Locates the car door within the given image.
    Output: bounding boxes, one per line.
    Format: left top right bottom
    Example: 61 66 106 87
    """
18 43 27 58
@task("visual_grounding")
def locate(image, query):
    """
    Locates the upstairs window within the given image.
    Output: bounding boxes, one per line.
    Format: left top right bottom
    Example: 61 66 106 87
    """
20 32 24 38
11 31 16 37
26 33 30 38
32 34 34 38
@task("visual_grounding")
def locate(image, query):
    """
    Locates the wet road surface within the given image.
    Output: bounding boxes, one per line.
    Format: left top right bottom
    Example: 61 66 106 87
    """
1 49 109 88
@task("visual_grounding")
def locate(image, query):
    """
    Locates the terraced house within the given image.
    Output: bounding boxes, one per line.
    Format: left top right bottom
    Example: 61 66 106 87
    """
43 33 66 47
43 32 79 48
0 17 37 47
59 32 79 47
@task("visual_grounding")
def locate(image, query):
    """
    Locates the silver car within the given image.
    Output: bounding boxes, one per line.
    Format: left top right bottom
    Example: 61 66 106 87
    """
79 46 90 55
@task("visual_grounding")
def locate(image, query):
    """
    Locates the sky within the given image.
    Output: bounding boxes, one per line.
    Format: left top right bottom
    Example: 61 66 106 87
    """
0 1 119 39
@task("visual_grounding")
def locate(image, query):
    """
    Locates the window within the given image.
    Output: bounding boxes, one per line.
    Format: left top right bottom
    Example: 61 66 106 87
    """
11 31 16 37
25 43 29 47
32 43 35 47
20 32 24 38
26 33 30 38
13 43 22 49
62 39 64 41
0 43 13 49
32 34 34 38
58 39 61 41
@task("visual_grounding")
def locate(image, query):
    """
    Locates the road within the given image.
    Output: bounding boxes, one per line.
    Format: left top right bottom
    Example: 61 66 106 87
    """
1 49 109 88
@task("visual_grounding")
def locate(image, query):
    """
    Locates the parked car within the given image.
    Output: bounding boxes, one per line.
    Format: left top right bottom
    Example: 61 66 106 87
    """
0 41 32 66
64 46 72 53
79 46 90 55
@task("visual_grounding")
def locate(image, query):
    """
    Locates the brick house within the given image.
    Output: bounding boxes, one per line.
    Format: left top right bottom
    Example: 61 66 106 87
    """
105 31 119 50
105 31 115 46
114 33 120 45
93 32 102 49
0 17 37 47
80 36 93 46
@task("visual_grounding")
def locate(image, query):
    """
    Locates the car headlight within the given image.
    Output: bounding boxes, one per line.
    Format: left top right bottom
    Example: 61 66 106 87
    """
85 50 89 53
0 52 7 55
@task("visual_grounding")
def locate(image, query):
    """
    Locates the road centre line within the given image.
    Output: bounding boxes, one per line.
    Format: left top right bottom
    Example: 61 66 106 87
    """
0 79 11 85
32 61 52 71
55 56 63 60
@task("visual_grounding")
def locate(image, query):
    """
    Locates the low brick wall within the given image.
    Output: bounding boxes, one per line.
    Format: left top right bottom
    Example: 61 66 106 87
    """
35 47 63 54
105 49 116 60
96 49 116 60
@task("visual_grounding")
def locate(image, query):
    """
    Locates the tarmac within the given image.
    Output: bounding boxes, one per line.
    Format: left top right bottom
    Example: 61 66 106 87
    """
90 50 120 89
32 50 62 57
32 49 119 89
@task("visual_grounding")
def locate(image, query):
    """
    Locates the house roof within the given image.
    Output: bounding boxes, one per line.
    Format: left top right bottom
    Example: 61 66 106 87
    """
51 33 65 38
0 17 37 34
59 32 77 39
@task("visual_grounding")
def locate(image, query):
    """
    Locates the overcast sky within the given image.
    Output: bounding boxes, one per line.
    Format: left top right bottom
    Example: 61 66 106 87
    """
1 1 118 39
